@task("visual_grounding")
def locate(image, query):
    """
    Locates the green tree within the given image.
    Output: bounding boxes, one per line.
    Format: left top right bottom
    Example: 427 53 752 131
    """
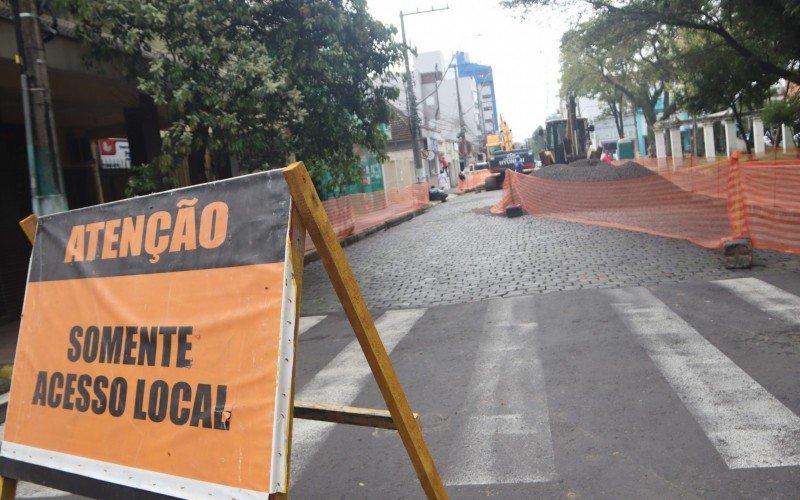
560 19 677 131
66 0 401 192
675 31 776 154
252 1 401 190
560 30 628 138
529 125 546 152
762 94 800 155
504 0 800 85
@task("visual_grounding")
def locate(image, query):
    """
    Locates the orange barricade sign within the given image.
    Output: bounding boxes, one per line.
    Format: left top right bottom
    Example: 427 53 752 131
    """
1 170 298 497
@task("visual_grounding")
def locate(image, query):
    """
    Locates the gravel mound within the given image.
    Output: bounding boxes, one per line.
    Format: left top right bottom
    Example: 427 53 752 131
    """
534 160 655 182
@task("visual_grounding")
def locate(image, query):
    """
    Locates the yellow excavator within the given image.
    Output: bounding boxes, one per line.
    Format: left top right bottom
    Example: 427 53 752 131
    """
485 116 514 161
484 116 534 191
540 91 594 165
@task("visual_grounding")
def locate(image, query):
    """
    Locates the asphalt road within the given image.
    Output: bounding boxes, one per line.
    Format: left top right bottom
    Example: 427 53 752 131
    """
301 191 800 314
5 190 800 499
291 272 800 499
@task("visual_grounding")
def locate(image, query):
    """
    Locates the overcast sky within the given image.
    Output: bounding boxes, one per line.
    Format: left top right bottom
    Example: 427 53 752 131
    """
366 0 571 140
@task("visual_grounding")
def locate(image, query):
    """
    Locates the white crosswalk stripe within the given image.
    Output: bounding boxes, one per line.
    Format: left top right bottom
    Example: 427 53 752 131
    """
443 299 556 485
298 315 327 336
609 287 800 469
713 277 800 325
291 308 426 480
13 280 797 495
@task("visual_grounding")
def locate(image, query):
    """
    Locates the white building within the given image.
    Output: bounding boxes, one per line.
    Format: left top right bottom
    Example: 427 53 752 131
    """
383 51 481 187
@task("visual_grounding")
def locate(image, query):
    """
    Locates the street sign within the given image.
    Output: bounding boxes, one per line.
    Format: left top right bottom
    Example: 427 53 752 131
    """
3 163 446 499
1 171 299 498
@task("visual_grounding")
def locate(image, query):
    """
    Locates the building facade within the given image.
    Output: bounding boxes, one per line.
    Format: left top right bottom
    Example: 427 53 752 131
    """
455 52 498 137
384 51 482 187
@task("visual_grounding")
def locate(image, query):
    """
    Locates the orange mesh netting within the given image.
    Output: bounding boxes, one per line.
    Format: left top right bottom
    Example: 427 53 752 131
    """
491 158 800 254
457 169 492 193
306 183 429 251
735 160 800 253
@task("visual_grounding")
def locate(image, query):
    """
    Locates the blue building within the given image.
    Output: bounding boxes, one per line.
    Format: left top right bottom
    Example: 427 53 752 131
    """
455 53 498 135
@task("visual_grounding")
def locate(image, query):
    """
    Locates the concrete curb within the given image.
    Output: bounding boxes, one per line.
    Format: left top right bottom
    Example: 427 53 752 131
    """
303 204 433 265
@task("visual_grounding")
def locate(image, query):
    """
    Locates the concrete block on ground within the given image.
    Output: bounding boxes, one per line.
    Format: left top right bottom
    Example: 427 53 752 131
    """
723 238 753 269
506 206 524 218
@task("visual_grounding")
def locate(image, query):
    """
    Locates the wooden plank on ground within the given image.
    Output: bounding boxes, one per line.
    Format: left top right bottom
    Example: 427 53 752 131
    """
294 401 419 430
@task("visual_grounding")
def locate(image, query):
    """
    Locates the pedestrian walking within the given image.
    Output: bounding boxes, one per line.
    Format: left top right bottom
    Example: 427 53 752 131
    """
438 170 450 191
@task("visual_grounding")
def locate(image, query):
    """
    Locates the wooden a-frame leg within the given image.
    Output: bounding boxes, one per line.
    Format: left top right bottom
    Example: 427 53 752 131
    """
283 162 448 500
0 476 17 500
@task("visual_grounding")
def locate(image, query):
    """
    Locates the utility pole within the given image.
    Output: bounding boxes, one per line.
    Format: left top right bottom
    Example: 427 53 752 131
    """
453 62 467 170
11 0 68 215
632 106 640 157
477 81 486 159
400 6 448 183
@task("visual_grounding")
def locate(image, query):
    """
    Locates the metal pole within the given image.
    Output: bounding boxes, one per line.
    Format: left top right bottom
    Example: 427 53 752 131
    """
399 11 424 183
454 62 467 170
477 82 486 160
11 0 68 215
20 74 38 210
632 106 640 157
399 6 449 184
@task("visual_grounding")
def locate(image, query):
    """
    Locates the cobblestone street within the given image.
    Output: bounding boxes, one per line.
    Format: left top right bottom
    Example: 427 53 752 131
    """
302 190 800 314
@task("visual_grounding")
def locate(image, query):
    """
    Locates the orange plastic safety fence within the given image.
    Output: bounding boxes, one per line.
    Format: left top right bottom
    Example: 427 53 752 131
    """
492 159 800 254
306 183 429 252
457 169 492 193
735 161 800 253
609 156 730 173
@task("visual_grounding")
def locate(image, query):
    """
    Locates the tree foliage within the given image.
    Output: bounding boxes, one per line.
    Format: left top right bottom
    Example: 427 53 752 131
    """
560 27 627 137
560 18 677 131
762 94 800 127
504 0 800 85
674 30 777 152
64 0 401 191
529 125 546 152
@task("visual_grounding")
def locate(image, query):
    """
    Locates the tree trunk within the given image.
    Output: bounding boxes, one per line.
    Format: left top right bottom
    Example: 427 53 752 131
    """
608 99 625 138
641 106 658 130
730 102 752 155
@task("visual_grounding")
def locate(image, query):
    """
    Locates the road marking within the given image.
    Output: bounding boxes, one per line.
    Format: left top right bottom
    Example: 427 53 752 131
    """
444 299 556 485
610 287 800 469
0 391 8 406
290 309 426 479
713 277 800 325
298 315 327 336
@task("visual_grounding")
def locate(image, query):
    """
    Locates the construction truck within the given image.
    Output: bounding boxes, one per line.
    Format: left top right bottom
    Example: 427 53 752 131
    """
540 91 594 165
486 116 514 161
485 116 534 191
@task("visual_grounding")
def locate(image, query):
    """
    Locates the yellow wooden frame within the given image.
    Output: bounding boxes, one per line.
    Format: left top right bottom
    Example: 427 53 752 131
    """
4 163 446 499
282 162 447 499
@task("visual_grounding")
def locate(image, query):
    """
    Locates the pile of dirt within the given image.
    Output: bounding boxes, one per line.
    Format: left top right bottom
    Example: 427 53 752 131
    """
533 160 655 182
